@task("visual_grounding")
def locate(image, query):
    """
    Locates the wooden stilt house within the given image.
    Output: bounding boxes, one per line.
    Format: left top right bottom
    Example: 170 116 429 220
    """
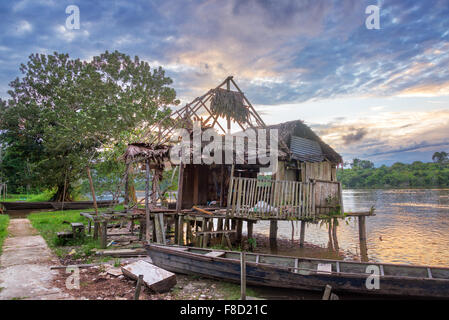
123 76 344 223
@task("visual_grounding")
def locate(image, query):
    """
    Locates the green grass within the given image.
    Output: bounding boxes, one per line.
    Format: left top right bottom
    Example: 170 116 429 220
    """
28 205 123 259
216 282 258 300
3 189 89 202
0 215 9 255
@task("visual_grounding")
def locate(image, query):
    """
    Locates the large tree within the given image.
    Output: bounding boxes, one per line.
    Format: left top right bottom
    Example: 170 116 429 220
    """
0 51 178 201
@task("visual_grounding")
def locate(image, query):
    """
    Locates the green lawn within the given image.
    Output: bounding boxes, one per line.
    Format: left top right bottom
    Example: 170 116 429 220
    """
28 204 124 260
0 215 9 255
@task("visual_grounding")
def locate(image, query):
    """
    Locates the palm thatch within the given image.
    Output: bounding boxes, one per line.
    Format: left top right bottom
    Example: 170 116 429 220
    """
210 88 249 123
121 143 171 164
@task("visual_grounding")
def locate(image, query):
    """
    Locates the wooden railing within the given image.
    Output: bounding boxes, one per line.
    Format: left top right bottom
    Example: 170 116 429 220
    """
227 177 342 220
227 177 314 219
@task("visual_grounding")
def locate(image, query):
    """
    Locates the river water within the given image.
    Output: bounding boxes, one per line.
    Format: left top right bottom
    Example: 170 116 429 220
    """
253 189 449 267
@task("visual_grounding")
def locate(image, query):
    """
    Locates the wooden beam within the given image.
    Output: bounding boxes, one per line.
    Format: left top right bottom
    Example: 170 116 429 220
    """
145 159 151 243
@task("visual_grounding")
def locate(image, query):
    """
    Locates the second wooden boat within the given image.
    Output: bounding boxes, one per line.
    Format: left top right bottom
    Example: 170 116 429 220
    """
0 201 53 210
146 244 449 299
50 200 115 210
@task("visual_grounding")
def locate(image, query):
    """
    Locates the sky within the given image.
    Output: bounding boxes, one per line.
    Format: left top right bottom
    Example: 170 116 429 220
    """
0 0 449 166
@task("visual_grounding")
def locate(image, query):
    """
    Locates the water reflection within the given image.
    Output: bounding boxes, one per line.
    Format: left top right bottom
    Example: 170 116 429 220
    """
253 189 449 267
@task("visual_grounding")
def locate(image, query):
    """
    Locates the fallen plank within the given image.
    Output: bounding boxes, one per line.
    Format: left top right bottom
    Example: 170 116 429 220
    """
122 260 176 293
95 248 147 257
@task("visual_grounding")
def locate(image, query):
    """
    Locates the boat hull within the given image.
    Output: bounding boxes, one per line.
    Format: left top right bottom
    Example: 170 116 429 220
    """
146 245 449 299
0 201 53 210
50 200 115 210
1 200 115 211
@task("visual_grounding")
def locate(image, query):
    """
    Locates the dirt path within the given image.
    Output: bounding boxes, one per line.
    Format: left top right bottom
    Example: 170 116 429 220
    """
0 218 71 300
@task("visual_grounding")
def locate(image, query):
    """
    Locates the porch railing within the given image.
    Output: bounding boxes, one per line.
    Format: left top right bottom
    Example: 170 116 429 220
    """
227 177 315 219
227 177 342 220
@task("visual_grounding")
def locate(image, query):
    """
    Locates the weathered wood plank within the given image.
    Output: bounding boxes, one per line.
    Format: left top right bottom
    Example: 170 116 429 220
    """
122 260 176 293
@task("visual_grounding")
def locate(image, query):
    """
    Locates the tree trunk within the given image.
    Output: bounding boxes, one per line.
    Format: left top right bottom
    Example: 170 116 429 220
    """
51 183 73 202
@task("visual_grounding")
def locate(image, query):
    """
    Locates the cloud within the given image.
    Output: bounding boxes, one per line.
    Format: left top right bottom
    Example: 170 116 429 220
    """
342 128 368 144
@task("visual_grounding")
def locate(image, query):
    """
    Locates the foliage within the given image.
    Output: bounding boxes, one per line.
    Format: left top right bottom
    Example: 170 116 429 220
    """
338 157 449 189
432 151 448 164
0 214 9 255
0 51 179 200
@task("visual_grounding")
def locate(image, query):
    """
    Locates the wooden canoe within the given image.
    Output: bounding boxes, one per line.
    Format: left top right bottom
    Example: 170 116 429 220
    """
50 200 115 210
145 244 449 299
0 201 54 210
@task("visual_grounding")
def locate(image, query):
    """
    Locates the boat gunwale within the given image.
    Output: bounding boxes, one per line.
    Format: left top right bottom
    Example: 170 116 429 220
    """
147 244 449 282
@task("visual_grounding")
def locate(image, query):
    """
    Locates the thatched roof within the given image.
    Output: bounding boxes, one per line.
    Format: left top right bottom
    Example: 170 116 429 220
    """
121 143 170 164
265 120 343 164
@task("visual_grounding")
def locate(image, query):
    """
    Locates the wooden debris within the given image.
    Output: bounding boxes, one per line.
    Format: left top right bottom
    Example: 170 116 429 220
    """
122 260 176 293
106 266 123 277
95 248 146 257
134 274 144 300
192 206 213 215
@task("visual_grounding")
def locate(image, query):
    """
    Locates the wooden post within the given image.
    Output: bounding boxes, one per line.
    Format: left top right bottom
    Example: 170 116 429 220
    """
186 220 193 245
124 162 130 212
322 284 332 300
174 214 179 244
159 213 166 243
247 221 254 251
176 164 184 213
236 220 243 244
226 164 235 215
134 274 144 300
93 222 99 240
100 221 107 249
269 220 278 252
193 165 199 205
220 165 225 207
240 252 246 300
269 220 278 240
299 221 306 248
145 160 151 243
86 167 98 215
177 215 184 245
226 78 231 134
359 216 368 262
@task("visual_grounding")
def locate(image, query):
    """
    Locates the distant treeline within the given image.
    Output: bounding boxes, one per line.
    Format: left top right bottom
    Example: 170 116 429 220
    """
337 154 449 189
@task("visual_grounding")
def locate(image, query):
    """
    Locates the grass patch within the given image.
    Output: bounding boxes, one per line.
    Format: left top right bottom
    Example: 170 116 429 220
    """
28 205 124 260
28 208 99 259
0 214 9 255
216 281 258 300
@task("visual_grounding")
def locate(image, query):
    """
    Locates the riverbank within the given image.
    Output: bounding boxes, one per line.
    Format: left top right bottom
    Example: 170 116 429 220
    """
25 208 347 300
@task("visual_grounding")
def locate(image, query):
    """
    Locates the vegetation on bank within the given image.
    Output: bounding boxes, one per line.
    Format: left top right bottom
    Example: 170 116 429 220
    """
0 215 9 254
2 189 88 202
338 156 449 189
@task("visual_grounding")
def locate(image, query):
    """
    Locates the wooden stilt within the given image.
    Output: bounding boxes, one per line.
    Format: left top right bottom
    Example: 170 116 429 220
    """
177 215 184 245
269 220 278 251
299 220 306 248
176 164 184 213
240 252 246 300
236 220 243 244
100 221 107 249
247 221 254 251
145 160 151 243
359 216 368 262
174 214 179 244
123 162 130 212
269 220 278 240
